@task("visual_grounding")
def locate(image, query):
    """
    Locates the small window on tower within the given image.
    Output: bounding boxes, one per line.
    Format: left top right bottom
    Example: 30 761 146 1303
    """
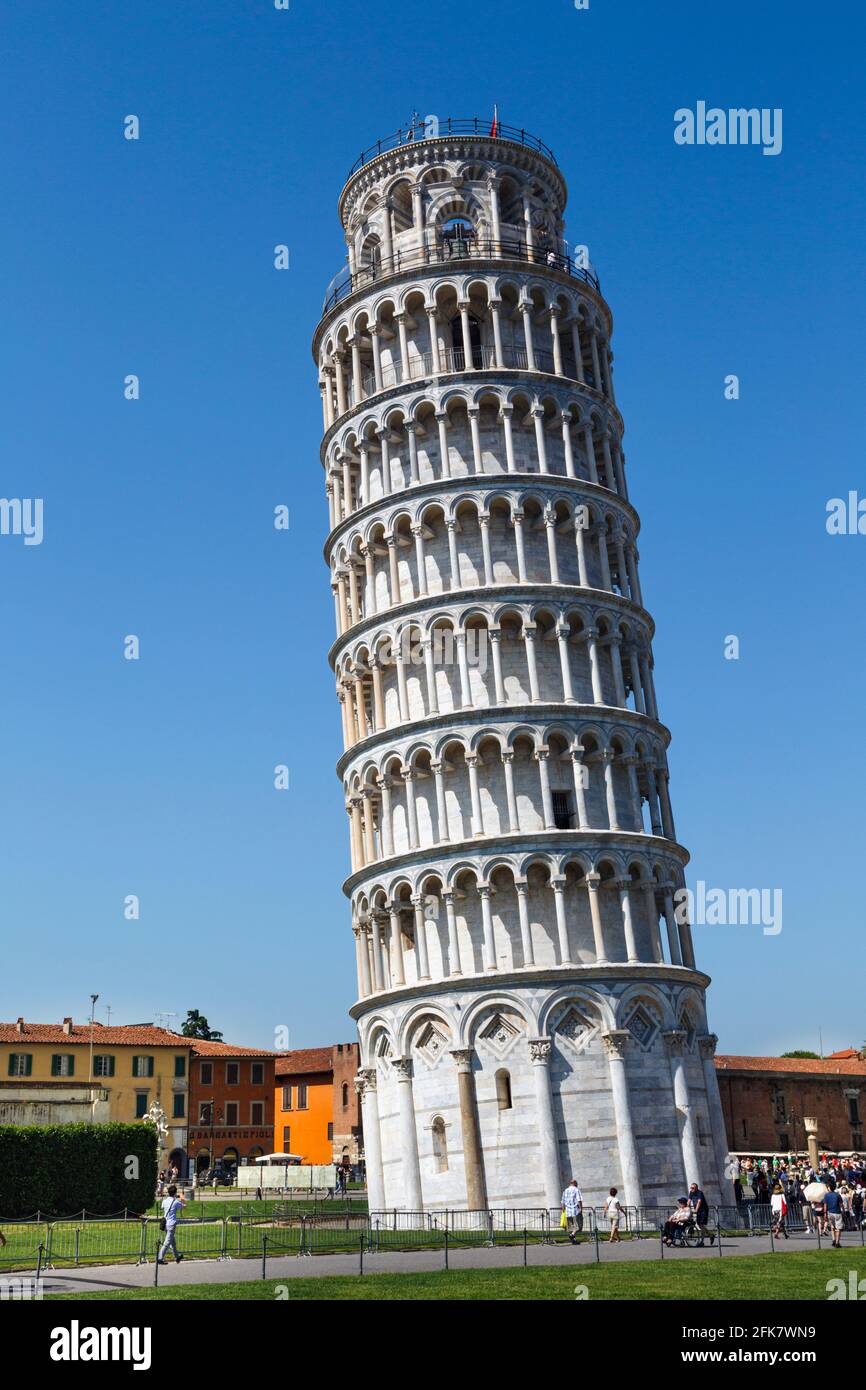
552 791 574 829
495 1069 513 1111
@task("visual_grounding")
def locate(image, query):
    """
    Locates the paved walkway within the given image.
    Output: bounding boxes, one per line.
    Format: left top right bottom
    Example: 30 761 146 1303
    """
28 1230 858 1296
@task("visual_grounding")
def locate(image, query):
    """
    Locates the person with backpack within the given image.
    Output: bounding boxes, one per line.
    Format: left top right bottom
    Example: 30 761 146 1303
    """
157 1184 186 1265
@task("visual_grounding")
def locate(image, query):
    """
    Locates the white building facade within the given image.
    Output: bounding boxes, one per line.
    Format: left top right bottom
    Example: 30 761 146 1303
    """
312 118 729 1214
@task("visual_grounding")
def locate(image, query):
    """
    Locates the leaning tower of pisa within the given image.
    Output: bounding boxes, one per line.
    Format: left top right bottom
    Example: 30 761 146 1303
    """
312 117 729 1215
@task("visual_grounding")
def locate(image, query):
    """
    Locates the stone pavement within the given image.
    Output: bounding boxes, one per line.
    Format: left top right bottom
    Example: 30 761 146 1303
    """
29 1229 859 1296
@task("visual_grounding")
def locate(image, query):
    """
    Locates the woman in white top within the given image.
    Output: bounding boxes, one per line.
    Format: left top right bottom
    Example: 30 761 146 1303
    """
606 1187 624 1242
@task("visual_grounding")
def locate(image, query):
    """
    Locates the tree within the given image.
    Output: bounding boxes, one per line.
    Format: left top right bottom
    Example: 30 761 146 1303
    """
781 1050 820 1059
181 1009 223 1041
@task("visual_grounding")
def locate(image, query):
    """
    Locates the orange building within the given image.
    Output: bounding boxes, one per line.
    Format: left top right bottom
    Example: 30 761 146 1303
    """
187 1039 276 1177
274 1043 361 1166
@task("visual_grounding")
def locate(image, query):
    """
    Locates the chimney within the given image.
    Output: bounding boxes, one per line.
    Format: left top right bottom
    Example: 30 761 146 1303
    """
16 1017 24 1033
62 1017 73 1034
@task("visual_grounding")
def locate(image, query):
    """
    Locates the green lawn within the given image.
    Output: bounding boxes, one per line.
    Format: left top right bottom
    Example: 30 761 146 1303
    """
45 1248 866 1301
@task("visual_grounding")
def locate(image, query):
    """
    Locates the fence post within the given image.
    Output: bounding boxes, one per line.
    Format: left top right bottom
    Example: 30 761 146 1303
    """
261 1234 267 1281
523 1228 527 1267
74 1228 80 1267
817 1223 822 1250
359 1233 364 1277
660 1226 665 1259
36 1242 44 1281
594 1224 600 1263
139 1221 147 1265
237 1215 242 1256
769 1221 775 1253
45 1224 53 1270
444 1226 449 1270
220 1218 227 1261
154 1235 160 1287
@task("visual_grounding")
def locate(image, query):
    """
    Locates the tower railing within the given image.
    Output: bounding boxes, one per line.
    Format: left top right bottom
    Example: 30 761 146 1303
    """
347 117 558 179
322 237 600 316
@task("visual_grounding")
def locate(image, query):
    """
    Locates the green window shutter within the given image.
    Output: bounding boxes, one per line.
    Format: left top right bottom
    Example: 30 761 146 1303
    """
108 1055 116 1077
173 1095 185 1118
8 1054 17 1076
67 1054 75 1076
147 1056 154 1077
25 1054 32 1076
174 1055 186 1078
51 1055 61 1076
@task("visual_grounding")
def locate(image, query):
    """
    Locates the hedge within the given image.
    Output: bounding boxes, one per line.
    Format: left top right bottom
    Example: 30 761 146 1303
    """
0 1124 158 1219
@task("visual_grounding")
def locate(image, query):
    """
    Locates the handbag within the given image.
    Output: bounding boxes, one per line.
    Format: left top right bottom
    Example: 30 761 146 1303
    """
159 1217 167 1231
560 1210 568 1229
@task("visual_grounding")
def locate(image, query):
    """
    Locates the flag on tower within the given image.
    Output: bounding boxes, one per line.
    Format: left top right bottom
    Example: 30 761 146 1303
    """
490 105 499 138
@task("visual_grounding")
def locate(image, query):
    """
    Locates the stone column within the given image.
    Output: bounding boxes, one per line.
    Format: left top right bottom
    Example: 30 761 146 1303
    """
520 302 536 370
551 876 573 965
535 748 555 828
392 1057 424 1212
489 628 506 703
468 407 483 475
442 889 462 976
571 320 585 382
426 308 441 372
586 872 608 963
466 753 484 836
355 1069 385 1211
451 1049 488 1211
512 509 527 578
353 922 371 997
528 1038 562 1210
515 879 535 965
489 297 505 366
603 1031 643 1209
411 524 428 597
435 410 451 479
431 760 449 843
544 507 559 582
502 750 519 830
556 623 575 702
571 749 589 828
532 407 547 472
395 313 410 382
477 884 497 971
602 747 620 830
586 628 604 704
664 1030 703 1191
387 903 405 986
561 412 576 478
405 421 420 484
524 625 541 701
698 1033 731 1197
583 423 598 484
479 512 494 584
500 404 516 472
370 327 383 392
411 894 431 981
446 519 461 590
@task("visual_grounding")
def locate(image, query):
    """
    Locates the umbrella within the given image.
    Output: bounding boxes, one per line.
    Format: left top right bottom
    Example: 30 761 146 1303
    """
803 1181 827 1203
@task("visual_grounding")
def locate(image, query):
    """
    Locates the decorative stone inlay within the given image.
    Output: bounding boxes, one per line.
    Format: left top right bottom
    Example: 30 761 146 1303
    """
415 1021 450 1067
477 1011 522 1059
553 1005 597 1054
625 1004 658 1049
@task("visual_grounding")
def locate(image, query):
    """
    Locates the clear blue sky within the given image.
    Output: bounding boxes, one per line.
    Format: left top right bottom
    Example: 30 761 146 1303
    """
2 1 863 1056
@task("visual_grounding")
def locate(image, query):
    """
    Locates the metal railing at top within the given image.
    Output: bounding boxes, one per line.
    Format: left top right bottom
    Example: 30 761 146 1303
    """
347 118 558 180
322 237 601 316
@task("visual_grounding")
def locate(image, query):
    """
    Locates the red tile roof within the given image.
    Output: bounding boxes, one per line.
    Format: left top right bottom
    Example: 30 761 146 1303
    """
0 1021 189 1047
715 1054 866 1076
191 1039 276 1059
828 1048 863 1060
275 1047 333 1078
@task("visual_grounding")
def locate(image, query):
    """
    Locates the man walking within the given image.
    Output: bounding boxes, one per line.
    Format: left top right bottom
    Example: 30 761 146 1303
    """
560 1178 584 1244
157 1184 186 1265
688 1182 715 1246
822 1184 845 1248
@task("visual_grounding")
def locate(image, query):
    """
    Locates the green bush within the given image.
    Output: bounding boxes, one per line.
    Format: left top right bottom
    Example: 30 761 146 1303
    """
0 1123 158 1219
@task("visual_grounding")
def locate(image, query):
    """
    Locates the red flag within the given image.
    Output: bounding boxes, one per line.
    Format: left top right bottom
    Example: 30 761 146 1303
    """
490 104 499 138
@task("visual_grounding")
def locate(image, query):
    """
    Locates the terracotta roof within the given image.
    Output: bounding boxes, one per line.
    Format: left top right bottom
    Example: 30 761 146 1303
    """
0 1021 190 1047
275 1047 333 1077
715 1054 866 1077
828 1048 863 1060
191 1039 276 1059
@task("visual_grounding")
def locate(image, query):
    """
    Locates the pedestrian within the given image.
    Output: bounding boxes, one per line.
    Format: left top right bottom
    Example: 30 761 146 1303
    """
157 1184 186 1265
662 1198 693 1246
770 1183 789 1238
688 1182 715 1246
605 1187 624 1242
560 1178 584 1243
823 1184 844 1248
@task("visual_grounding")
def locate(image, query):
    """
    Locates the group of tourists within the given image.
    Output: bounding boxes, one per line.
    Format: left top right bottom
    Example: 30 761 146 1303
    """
559 1179 715 1247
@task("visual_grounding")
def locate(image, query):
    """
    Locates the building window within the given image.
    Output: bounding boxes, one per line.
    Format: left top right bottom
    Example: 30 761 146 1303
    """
51 1054 75 1077
132 1056 154 1078
199 1102 213 1124
173 1095 185 1119
8 1054 32 1077
135 1093 149 1118
771 1086 786 1124
250 1101 264 1125
225 1102 239 1125
327 1122 334 1141
282 1085 292 1110
93 1054 115 1077
200 1062 212 1085
848 1097 861 1126
432 1117 448 1173
342 1082 349 1108
552 790 574 830
495 1070 513 1111
297 1083 308 1110
226 1063 239 1085
251 1062 264 1085
282 1125 291 1151
174 1055 186 1078
778 1133 790 1150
